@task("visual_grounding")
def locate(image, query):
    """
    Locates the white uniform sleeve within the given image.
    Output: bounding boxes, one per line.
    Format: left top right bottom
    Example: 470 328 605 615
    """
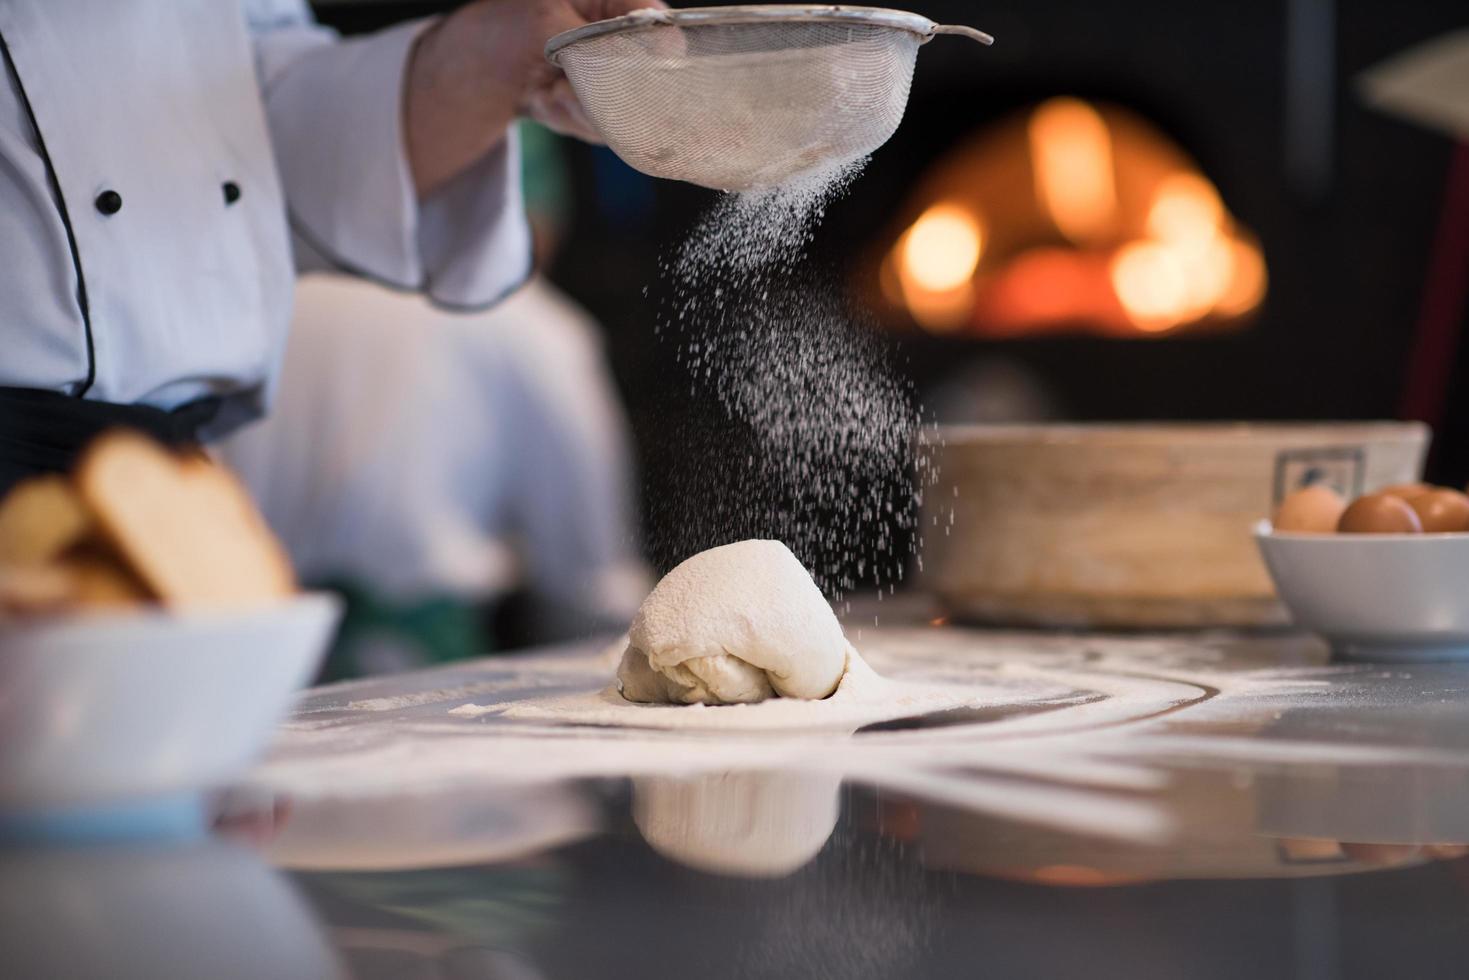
244 0 532 311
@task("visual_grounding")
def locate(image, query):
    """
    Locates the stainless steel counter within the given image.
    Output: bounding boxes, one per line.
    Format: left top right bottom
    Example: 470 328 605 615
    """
9 617 1469 978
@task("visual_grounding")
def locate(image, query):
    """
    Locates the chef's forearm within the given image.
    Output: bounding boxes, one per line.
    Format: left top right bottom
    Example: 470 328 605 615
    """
405 2 540 199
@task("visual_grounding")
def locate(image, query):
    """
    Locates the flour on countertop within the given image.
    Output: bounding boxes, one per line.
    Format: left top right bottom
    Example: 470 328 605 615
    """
251 627 1460 846
465 646 988 734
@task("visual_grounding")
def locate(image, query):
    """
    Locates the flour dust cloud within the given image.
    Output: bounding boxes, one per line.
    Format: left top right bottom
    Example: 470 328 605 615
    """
646 160 946 601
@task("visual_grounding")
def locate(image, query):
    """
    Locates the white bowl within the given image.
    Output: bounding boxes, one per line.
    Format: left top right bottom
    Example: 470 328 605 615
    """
1255 524 1469 661
0 593 341 826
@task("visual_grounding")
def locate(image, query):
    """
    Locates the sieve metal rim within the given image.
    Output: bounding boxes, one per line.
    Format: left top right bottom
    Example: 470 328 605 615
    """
545 5 992 64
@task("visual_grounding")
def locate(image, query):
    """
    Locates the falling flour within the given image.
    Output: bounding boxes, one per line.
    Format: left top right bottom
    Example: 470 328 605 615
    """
647 158 946 601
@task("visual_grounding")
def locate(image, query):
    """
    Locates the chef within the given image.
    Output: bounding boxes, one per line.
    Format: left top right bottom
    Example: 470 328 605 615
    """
0 0 651 494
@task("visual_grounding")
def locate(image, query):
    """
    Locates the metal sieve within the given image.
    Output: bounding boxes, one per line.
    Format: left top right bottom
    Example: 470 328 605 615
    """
545 5 993 191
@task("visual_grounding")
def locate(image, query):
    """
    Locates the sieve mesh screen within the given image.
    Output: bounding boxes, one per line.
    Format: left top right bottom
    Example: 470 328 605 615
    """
555 20 923 190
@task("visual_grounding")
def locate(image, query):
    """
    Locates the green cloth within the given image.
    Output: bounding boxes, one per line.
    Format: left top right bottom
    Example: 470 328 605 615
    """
319 580 487 683
519 120 570 228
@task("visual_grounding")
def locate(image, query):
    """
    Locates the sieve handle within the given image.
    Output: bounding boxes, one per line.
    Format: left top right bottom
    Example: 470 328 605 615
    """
931 24 995 45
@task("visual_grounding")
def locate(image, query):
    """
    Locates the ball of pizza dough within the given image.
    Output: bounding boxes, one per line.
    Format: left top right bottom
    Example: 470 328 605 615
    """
616 539 849 705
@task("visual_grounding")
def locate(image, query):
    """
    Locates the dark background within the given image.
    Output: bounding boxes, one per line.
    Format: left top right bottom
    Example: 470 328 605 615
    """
314 0 1469 483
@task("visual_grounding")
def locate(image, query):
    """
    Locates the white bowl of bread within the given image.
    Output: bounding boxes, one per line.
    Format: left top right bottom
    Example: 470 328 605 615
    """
0 432 340 828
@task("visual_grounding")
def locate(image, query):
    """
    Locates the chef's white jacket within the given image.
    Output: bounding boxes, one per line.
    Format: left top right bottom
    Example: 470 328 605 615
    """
0 0 531 433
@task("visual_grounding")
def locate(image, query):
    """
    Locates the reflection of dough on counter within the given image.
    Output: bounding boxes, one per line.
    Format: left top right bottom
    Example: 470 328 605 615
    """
634 771 843 878
617 540 850 705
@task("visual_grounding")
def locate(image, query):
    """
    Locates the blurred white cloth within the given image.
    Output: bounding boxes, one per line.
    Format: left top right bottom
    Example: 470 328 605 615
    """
221 272 649 621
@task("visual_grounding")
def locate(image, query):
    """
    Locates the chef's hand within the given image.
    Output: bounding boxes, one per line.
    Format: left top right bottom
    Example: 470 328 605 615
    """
514 0 670 142
406 0 666 198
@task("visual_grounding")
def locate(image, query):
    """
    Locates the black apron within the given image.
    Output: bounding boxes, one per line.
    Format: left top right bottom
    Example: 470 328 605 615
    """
0 387 221 497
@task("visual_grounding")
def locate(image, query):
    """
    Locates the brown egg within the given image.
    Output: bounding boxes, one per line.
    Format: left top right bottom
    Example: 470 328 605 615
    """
1379 482 1433 502
1272 485 1346 533
1408 489 1469 532
1337 493 1423 533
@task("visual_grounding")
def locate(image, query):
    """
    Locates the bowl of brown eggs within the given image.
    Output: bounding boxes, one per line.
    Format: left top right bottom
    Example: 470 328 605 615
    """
1257 482 1469 661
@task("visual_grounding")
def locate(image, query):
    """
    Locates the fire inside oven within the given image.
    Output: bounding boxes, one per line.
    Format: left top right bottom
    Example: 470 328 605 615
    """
870 97 1268 340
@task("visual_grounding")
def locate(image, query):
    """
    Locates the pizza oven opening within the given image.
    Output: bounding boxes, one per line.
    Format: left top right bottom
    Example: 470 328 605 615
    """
869 97 1266 340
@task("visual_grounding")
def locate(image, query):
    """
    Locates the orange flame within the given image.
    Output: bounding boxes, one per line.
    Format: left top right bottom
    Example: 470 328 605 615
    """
894 204 984 332
884 99 1268 339
1030 98 1119 244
